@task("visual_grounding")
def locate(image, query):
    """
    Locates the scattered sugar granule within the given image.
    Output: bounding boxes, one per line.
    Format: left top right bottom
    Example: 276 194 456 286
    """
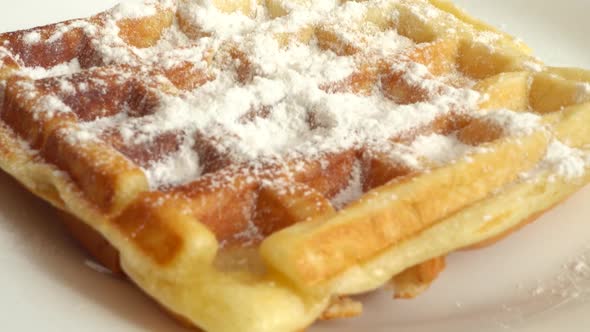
22 31 42 45
84 259 113 275
543 141 587 180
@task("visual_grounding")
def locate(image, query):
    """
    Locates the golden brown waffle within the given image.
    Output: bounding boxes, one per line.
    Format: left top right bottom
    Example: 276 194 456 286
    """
1 0 590 331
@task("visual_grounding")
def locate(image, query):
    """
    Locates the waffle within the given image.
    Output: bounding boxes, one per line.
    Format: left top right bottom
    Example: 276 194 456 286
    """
1 0 590 331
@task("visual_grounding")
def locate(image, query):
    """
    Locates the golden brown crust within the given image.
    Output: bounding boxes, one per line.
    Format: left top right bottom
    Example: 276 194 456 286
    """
261 131 549 286
462 198 567 251
392 256 446 299
116 8 174 48
319 296 363 321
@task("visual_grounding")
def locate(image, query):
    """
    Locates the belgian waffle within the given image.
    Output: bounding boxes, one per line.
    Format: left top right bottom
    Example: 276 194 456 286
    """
1 0 590 331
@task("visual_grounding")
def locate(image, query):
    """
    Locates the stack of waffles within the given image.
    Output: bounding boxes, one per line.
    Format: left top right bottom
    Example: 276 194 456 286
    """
1 0 589 331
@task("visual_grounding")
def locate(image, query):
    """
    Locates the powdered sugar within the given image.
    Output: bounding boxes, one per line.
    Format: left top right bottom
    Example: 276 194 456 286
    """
107 0 483 187
46 20 98 44
1 0 587 192
144 139 203 187
522 247 590 313
407 0 444 22
331 161 363 210
411 134 471 165
523 58 544 72
542 141 588 181
34 95 73 119
574 261 588 273
112 0 159 20
576 82 590 103
84 259 113 275
483 108 543 136
111 0 177 20
22 31 41 45
474 31 503 46
177 0 257 39
520 141 590 183
17 59 82 80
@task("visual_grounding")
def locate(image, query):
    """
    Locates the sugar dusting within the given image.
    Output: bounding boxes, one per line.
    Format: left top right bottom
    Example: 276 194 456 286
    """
543 141 588 181
530 251 590 305
17 59 82 80
46 0 485 188
22 31 42 45
144 138 203 187
0 0 588 192
483 108 542 136
410 134 471 165
112 0 176 19
447 244 590 330
576 82 590 103
498 247 590 329
331 161 363 210
533 251 590 307
84 259 113 275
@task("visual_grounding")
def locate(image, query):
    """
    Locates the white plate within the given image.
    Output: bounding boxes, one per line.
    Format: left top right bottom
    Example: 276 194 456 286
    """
1 1 589 331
